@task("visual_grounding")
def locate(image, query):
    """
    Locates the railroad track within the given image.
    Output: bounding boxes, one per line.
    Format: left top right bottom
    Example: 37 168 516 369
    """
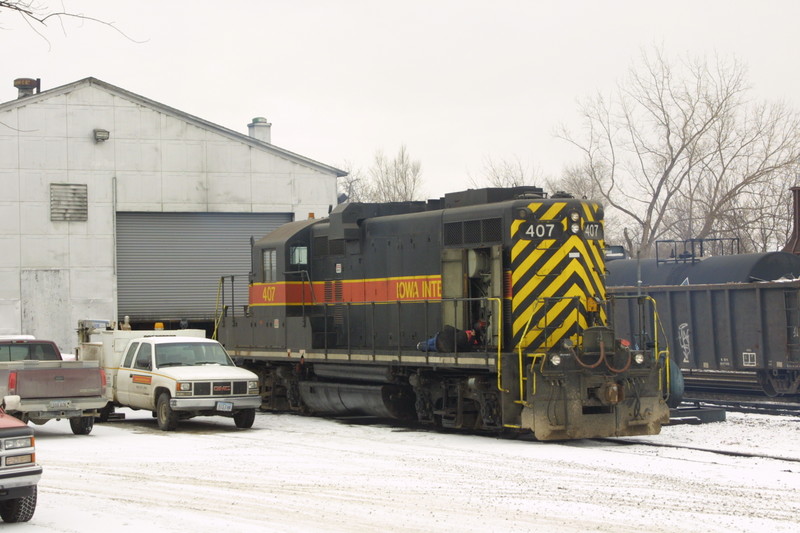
591 436 800 463
680 393 800 417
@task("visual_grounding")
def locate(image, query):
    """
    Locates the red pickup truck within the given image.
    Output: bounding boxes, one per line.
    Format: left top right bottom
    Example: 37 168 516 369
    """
0 338 107 435
0 410 40 522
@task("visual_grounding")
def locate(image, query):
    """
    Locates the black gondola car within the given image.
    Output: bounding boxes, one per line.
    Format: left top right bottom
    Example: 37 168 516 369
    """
218 187 673 440
607 251 800 396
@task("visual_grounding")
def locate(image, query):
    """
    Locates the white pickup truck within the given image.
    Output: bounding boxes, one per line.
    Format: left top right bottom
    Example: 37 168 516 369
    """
79 325 261 431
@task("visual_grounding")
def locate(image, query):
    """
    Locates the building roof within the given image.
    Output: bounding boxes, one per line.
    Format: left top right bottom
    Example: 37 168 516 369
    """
0 77 347 178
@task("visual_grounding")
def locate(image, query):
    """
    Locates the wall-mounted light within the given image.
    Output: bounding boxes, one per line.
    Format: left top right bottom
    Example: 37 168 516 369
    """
93 129 110 142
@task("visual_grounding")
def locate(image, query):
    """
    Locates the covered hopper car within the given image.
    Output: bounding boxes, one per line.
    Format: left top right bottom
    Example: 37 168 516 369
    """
217 187 676 440
607 248 800 396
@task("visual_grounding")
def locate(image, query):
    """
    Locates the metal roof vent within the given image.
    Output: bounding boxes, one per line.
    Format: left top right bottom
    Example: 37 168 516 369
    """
14 78 40 98
247 116 271 143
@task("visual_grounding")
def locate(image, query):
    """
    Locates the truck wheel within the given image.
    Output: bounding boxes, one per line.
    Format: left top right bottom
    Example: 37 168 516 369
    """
233 408 256 429
0 486 37 523
156 393 179 431
97 403 114 423
69 416 94 435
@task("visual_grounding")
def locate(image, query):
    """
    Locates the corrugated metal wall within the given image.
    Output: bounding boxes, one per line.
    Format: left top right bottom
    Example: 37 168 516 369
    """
116 212 291 321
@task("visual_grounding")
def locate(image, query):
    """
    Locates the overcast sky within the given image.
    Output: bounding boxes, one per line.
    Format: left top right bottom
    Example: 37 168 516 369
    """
3 0 799 199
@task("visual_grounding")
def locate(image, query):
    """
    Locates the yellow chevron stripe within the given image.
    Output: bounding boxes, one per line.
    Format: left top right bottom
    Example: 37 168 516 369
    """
512 258 593 335
568 237 606 297
517 283 594 348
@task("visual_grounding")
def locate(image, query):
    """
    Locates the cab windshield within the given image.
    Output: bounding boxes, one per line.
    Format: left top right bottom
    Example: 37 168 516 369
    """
154 342 233 368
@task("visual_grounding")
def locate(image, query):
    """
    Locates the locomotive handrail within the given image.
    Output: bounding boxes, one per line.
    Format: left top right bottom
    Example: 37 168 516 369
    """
313 296 502 365
512 296 581 401
610 294 672 400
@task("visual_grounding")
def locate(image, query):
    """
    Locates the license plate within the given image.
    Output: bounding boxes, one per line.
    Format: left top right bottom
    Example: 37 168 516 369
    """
50 399 72 409
216 401 233 412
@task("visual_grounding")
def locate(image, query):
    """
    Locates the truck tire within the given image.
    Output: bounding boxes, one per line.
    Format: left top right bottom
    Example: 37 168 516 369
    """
233 408 256 429
0 486 37 523
156 393 179 431
97 403 114 423
69 416 94 435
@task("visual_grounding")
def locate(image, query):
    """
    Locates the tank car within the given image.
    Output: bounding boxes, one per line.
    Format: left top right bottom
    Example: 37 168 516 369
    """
607 248 800 397
217 187 674 440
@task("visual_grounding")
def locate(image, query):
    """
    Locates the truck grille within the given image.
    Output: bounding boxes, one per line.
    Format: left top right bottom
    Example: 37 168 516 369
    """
193 381 248 396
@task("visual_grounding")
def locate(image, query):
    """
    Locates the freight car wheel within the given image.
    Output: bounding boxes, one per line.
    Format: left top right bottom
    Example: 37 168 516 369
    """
156 393 179 431
69 416 94 435
0 486 37 523
233 408 256 429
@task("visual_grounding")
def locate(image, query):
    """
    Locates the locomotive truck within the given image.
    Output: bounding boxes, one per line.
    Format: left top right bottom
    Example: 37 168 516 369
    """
217 187 677 440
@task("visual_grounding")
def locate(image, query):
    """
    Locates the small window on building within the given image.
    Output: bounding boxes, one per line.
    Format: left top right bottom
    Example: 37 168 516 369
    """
50 183 88 221
290 246 308 266
263 249 277 282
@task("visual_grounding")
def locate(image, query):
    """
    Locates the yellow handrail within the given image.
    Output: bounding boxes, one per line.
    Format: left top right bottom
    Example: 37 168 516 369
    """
643 295 671 398
211 276 223 340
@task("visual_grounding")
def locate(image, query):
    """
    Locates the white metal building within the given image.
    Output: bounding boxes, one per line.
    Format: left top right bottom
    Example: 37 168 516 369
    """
0 77 345 352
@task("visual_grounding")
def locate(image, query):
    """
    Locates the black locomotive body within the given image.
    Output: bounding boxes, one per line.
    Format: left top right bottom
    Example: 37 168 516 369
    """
218 187 672 440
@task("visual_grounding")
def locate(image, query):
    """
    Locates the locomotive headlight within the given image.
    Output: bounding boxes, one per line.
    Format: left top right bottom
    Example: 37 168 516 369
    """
634 353 645 365
570 211 580 222
570 222 580 234
550 354 562 366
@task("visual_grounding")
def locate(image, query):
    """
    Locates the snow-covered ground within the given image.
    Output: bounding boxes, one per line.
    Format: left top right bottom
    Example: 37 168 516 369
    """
17 409 800 532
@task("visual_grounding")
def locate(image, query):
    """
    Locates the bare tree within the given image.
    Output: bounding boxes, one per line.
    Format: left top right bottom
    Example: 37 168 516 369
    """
337 161 368 203
363 145 423 202
337 146 423 203
545 163 603 201
470 156 538 188
559 48 800 257
1 1 136 43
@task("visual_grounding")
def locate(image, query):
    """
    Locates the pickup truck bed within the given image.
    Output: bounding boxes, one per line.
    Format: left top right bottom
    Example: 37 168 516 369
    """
0 340 107 435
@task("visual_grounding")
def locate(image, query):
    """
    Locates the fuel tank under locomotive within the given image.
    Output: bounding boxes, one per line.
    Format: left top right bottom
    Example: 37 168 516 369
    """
297 364 416 419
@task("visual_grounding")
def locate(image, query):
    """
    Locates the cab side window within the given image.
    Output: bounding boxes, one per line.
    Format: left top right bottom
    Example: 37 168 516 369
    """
122 342 139 368
263 249 277 281
134 343 152 370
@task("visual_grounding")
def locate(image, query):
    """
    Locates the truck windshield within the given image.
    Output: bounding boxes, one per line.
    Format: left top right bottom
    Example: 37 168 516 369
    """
154 343 233 368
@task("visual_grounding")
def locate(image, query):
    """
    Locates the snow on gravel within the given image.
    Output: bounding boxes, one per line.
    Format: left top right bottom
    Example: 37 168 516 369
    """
16 409 800 532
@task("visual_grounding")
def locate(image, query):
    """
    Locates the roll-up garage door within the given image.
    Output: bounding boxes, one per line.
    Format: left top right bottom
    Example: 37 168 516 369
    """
117 212 291 321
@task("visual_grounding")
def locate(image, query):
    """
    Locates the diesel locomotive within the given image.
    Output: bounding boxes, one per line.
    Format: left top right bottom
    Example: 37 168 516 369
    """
217 187 674 440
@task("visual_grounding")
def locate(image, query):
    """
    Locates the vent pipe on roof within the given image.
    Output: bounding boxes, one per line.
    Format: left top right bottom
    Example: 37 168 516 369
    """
247 116 272 143
247 117 272 143
14 78 40 98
